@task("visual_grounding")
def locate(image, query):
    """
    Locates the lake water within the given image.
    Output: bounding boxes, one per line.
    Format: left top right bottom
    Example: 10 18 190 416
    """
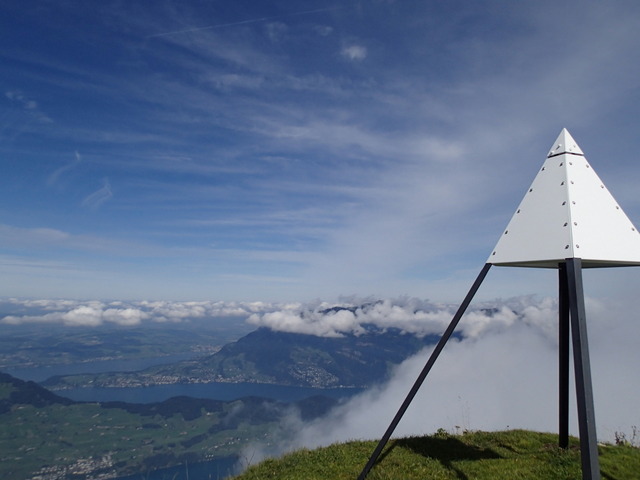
6 355 364 403
6 356 364 480
59 381 362 403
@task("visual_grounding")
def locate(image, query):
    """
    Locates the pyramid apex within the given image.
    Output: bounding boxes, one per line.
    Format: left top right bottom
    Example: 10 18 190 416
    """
547 128 584 157
489 128 640 268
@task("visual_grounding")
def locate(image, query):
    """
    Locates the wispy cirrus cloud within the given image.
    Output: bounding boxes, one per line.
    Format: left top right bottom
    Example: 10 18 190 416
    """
81 178 113 209
0 224 71 246
341 44 367 61
47 150 83 187
2 89 53 141
145 6 342 39
5 90 53 124
1 1 640 302
0 223 156 258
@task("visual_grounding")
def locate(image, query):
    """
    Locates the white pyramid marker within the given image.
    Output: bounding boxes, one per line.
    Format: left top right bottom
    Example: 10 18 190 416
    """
489 128 640 268
362 129 635 480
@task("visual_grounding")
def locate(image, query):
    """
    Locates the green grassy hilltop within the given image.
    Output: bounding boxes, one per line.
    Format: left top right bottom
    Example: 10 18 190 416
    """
231 429 640 480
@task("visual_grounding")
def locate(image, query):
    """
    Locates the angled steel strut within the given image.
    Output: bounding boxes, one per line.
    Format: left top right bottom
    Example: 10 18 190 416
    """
357 263 491 480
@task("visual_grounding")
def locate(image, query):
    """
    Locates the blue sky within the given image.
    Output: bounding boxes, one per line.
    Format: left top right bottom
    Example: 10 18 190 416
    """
2 0 640 302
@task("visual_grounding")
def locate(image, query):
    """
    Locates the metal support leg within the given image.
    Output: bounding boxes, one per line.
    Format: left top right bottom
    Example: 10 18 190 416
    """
357 263 492 480
559 262 570 449
566 258 600 480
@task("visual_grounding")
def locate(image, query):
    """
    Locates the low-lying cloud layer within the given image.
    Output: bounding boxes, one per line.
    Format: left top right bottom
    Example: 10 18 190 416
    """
0 298 275 326
2 296 560 344
240 294 640 464
1 296 561 349
248 296 558 341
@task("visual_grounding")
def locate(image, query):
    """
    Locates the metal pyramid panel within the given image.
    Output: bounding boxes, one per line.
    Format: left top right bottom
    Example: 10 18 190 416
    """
489 129 640 268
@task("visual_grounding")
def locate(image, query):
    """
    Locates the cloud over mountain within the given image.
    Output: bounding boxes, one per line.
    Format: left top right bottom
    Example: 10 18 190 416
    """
241 294 640 465
1 295 568 344
248 296 558 340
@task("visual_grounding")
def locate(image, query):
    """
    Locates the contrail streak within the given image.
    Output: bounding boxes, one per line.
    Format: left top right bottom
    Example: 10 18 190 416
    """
147 7 341 39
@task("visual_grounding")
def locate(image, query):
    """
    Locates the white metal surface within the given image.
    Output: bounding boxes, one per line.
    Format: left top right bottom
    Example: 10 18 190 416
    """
489 129 640 268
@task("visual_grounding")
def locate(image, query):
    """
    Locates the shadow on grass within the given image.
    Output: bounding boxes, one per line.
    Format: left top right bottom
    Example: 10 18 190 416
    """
378 436 501 480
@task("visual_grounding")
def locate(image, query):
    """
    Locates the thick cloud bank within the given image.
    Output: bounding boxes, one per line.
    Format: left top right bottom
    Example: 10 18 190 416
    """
241 295 640 464
248 296 556 341
1 296 552 338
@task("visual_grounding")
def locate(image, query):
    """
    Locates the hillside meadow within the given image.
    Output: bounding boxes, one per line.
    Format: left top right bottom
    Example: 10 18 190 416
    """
232 429 640 480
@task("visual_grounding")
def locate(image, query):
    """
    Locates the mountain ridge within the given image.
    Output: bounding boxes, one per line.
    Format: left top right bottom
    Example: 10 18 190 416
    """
42 325 443 390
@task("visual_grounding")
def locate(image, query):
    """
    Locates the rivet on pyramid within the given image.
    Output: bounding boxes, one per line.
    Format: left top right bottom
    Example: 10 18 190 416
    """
490 128 640 268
